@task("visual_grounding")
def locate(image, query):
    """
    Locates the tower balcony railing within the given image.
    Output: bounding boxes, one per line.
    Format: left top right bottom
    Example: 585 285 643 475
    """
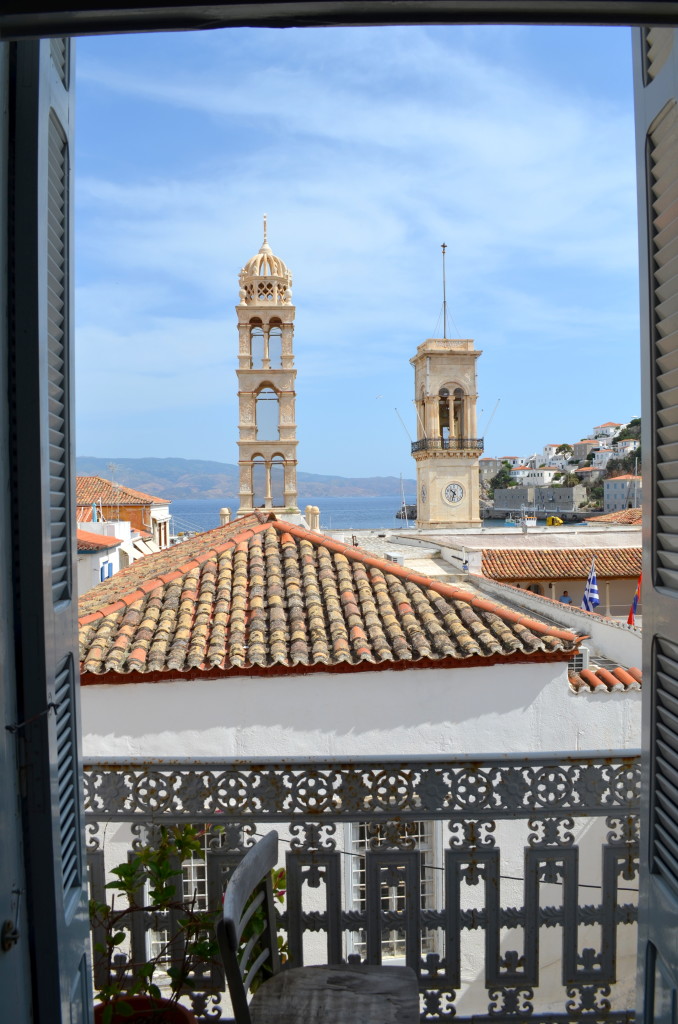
84 750 640 1024
411 436 484 454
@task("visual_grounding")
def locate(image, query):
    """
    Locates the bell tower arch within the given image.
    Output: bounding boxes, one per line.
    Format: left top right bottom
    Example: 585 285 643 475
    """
235 219 299 515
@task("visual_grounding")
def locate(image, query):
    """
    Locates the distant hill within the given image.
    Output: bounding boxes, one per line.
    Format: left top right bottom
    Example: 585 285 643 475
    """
75 457 416 500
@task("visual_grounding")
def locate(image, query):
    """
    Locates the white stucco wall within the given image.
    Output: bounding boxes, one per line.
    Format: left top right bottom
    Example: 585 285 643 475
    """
82 660 640 1015
81 659 640 759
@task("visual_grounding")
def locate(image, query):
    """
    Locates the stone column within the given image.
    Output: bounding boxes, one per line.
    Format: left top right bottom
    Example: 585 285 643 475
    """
240 462 253 508
284 461 298 509
237 323 251 368
425 397 437 439
265 462 272 508
468 393 478 439
262 325 271 369
281 324 294 368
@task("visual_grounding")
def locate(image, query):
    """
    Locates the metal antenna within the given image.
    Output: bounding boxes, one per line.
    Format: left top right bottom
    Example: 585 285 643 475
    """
441 242 448 339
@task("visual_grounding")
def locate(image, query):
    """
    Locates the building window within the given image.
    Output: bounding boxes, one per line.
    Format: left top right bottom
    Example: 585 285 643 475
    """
346 821 438 960
268 322 283 368
255 386 280 440
250 323 265 367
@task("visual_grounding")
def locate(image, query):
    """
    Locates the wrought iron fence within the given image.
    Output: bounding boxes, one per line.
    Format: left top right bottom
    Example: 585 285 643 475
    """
411 437 485 454
84 752 640 1023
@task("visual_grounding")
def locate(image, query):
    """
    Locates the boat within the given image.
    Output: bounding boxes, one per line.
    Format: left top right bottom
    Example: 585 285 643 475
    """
546 515 564 526
505 507 537 528
396 503 417 520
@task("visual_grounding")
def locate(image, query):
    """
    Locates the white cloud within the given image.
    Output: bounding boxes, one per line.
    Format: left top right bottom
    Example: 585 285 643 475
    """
74 25 640 475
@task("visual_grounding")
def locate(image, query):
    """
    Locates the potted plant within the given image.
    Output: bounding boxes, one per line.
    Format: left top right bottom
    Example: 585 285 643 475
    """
89 824 219 1024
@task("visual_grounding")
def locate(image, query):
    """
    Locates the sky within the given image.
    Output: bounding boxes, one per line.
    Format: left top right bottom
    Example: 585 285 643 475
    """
75 24 640 479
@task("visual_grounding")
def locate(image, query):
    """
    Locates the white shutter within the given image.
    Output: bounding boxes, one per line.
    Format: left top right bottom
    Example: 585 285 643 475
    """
9 38 91 1024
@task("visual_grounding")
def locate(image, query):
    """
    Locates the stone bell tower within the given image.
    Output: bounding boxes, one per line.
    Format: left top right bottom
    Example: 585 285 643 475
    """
235 219 299 516
410 337 483 528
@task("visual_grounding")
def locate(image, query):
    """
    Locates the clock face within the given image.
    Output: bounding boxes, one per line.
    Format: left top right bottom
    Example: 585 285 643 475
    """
421 484 427 504
443 482 464 504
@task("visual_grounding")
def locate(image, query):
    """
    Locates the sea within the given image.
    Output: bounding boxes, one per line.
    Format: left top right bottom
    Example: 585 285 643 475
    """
168 496 517 535
169 496 418 535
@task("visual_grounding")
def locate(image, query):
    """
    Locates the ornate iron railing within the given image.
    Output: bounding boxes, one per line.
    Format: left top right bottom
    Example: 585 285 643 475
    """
84 752 640 1023
411 437 485 454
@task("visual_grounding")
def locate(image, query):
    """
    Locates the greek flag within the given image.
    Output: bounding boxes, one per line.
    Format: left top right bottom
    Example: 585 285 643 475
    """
581 558 600 612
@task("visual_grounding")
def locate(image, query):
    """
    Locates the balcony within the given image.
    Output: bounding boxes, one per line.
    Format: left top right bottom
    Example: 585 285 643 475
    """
411 437 485 454
84 751 640 1023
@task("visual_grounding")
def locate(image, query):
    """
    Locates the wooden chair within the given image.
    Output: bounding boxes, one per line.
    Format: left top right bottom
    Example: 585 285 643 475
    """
215 830 420 1024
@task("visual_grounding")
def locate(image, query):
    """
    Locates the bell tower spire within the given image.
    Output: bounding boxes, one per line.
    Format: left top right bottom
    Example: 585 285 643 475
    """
234 222 299 515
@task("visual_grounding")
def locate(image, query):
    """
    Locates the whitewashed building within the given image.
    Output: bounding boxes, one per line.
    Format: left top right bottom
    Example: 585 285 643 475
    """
604 474 643 513
79 515 642 1017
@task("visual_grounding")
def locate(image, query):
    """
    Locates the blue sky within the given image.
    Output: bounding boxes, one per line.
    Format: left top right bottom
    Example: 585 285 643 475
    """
75 24 639 478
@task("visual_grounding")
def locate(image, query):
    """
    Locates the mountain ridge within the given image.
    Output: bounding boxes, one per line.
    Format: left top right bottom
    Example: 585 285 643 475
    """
75 456 416 500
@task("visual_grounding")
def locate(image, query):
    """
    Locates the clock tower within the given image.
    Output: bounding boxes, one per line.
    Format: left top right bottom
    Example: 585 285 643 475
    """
410 337 483 528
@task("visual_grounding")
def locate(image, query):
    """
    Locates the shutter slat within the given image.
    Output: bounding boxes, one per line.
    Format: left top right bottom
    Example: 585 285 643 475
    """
647 28 675 80
53 660 81 896
653 637 678 892
47 115 71 604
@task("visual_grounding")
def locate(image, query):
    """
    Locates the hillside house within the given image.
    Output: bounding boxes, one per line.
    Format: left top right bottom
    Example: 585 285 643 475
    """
76 476 172 550
604 474 643 513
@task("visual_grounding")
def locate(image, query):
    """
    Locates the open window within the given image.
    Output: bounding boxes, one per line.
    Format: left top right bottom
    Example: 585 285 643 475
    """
255 385 280 440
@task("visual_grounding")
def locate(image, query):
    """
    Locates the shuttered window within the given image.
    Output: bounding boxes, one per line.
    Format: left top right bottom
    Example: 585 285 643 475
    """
54 657 82 900
47 112 71 604
645 28 675 83
650 102 678 591
49 37 69 88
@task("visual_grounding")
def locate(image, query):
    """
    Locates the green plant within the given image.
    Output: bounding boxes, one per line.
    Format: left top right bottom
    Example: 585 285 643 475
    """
89 825 219 1023
488 461 514 496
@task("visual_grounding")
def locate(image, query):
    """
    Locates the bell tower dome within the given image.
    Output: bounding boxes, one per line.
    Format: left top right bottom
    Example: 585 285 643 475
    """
235 218 299 515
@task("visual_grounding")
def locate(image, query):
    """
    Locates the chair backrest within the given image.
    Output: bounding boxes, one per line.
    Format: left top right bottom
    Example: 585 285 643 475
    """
216 831 281 1024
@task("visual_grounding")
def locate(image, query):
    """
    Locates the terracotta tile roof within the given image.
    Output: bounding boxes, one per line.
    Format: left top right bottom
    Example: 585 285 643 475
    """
585 508 642 525
78 519 579 680
569 665 642 693
605 474 641 481
576 467 598 472
78 512 266 612
77 506 94 523
76 476 170 507
481 547 641 581
77 529 123 552
595 422 622 428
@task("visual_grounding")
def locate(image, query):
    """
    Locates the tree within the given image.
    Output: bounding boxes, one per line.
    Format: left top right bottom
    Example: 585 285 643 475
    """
605 447 641 479
587 481 604 508
556 443 573 456
562 472 580 487
615 417 641 443
488 461 515 497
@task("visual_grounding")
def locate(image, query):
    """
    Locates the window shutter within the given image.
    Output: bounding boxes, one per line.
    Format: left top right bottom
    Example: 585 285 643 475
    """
8 39 91 1024
634 25 678 1023
648 99 678 590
